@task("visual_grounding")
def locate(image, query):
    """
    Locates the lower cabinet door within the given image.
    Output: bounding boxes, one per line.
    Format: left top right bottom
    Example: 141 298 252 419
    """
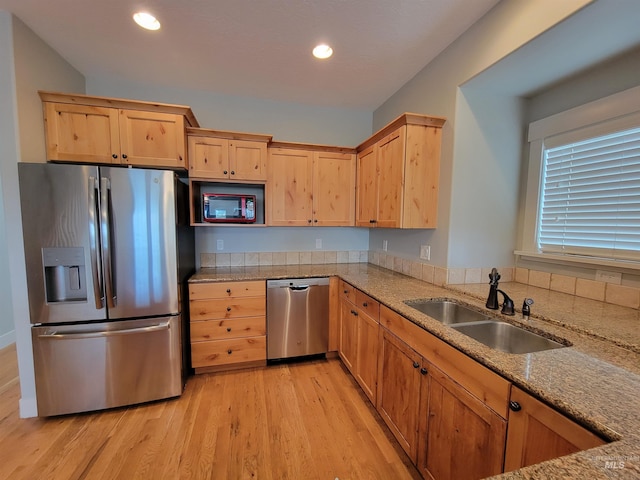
504 386 605 472
339 299 358 373
377 328 422 461
355 311 379 405
417 364 506 480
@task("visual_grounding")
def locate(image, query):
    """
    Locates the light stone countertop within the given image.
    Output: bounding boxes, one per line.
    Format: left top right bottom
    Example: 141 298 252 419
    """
189 263 640 479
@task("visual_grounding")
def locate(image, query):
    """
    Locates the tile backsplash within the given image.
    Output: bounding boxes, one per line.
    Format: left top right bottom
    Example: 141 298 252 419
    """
200 249 639 310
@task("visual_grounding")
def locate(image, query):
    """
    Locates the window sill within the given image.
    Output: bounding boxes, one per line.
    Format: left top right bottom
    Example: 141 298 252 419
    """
514 250 640 274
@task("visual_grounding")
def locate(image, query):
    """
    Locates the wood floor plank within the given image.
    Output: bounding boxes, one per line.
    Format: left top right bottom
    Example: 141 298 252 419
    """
0 343 420 480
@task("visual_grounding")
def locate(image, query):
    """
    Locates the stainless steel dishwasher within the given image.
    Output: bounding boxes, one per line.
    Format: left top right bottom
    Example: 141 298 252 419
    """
267 277 329 360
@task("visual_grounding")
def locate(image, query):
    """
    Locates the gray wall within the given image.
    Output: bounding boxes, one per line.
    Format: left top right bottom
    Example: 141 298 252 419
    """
86 76 375 259
0 12 85 417
369 0 640 271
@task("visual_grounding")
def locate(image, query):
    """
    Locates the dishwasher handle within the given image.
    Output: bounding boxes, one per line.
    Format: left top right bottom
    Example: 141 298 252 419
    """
289 285 310 291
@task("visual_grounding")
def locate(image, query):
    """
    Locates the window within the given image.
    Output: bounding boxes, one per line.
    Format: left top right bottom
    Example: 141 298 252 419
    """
538 127 640 261
518 85 640 269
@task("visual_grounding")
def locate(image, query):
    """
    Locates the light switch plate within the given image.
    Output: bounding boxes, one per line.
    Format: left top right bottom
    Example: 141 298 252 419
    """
216 239 224 251
420 245 431 260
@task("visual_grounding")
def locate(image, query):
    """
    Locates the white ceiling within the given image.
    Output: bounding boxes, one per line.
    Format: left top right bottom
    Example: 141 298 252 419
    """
0 0 500 110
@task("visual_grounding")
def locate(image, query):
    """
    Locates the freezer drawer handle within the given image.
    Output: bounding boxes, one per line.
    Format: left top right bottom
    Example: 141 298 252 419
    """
37 321 171 340
88 176 105 309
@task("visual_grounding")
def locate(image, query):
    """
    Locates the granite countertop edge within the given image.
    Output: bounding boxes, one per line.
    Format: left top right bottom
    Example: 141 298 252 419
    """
188 264 640 479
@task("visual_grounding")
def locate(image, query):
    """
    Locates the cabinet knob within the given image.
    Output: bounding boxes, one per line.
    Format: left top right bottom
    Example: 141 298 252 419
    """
413 361 420 369
226 288 231 294
223 170 228 175
308 219 312 224
122 154 128 159
509 401 522 412
343 290 348 294
351 309 358 316
230 170 235 175
112 154 118 159
369 219 376 224
226 327 231 332
420 367 428 375
314 219 318 223
227 349 232 355
362 302 368 307
226 306 232 312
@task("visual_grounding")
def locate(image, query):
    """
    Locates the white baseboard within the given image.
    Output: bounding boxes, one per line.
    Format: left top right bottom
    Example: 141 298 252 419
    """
0 330 15 349
19 396 38 418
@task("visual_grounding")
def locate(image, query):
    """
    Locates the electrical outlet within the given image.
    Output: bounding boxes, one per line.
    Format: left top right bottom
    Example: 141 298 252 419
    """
316 238 322 249
595 270 622 284
216 239 224 251
420 245 431 260
382 240 388 251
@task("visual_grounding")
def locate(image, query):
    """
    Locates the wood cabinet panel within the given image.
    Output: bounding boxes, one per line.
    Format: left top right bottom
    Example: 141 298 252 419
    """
339 299 358 373
356 145 377 227
312 151 356 226
339 280 357 304
190 316 266 342
355 290 379 319
188 135 229 179
504 386 606 473
377 328 422 462
355 311 379 404
43 102 120 164
380 305 510 418
267 148 313 226
118 109 186 169
191 336 267 368
375 127 405 228
189 281 265 300
190 297 266 321
418 364 506 480
230 139 268 181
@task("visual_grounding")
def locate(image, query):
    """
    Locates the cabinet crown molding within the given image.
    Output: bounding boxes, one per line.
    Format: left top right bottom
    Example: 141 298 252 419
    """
38 90 199 127
357 112 446 152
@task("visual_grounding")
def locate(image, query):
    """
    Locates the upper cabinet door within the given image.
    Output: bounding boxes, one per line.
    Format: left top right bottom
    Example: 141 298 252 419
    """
229 140 268 181
118 109 186 169
267 148 313 226
43 102 120 164
313 151 356 226
376 127 405 228
188 136 230 179
356 145 378 227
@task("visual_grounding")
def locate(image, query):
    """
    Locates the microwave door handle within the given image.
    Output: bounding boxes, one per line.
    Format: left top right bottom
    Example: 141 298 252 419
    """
88 176 104 308
100 176 116 308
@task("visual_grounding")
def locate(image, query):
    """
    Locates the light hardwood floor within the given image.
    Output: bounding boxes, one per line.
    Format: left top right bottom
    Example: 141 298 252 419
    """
0 344 420 480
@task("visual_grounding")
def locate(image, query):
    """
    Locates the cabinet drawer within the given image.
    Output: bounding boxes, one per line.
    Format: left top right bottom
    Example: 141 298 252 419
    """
356 290 380 320
190 297 265 320
380 305 510 418
189 281 266 300
190 316 266 342
340 280 357 304
191 336 266 368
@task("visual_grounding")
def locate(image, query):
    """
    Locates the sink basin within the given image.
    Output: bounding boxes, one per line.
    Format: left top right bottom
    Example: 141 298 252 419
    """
404 300 490 325
451 321 566 354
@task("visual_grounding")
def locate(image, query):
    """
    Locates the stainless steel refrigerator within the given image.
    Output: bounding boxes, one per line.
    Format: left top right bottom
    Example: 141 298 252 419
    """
18 163 194 416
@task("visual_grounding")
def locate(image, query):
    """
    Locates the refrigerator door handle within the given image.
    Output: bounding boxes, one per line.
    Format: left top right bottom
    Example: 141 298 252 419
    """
100 176 117 308
88 176 104 309
37 321 171 340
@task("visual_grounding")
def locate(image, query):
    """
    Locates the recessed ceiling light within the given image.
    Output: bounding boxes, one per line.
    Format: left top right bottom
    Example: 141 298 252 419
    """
313 44 333 59
133 12 161 31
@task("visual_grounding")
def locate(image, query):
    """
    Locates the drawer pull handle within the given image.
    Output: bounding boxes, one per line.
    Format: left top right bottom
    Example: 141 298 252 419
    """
226 307 232 312
227 349 232 355
413 361 420 369
226 327 231 332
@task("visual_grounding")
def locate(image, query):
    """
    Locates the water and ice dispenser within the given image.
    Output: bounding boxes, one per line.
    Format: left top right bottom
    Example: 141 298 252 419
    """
42 247 87 303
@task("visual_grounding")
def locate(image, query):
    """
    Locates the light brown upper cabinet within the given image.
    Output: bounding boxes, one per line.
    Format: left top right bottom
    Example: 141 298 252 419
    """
187 128 271 182
267 142 356 226
39 91 198 170
356 113 445 229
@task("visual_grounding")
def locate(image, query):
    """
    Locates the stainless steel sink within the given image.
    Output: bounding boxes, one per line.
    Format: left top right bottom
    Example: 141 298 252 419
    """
450 321 566 354
404 299 490 325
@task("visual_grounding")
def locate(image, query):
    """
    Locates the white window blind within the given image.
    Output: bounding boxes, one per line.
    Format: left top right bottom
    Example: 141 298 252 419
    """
538 126 640 261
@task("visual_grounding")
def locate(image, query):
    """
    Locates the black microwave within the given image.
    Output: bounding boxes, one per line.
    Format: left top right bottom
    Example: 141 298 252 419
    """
202 193 256 223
